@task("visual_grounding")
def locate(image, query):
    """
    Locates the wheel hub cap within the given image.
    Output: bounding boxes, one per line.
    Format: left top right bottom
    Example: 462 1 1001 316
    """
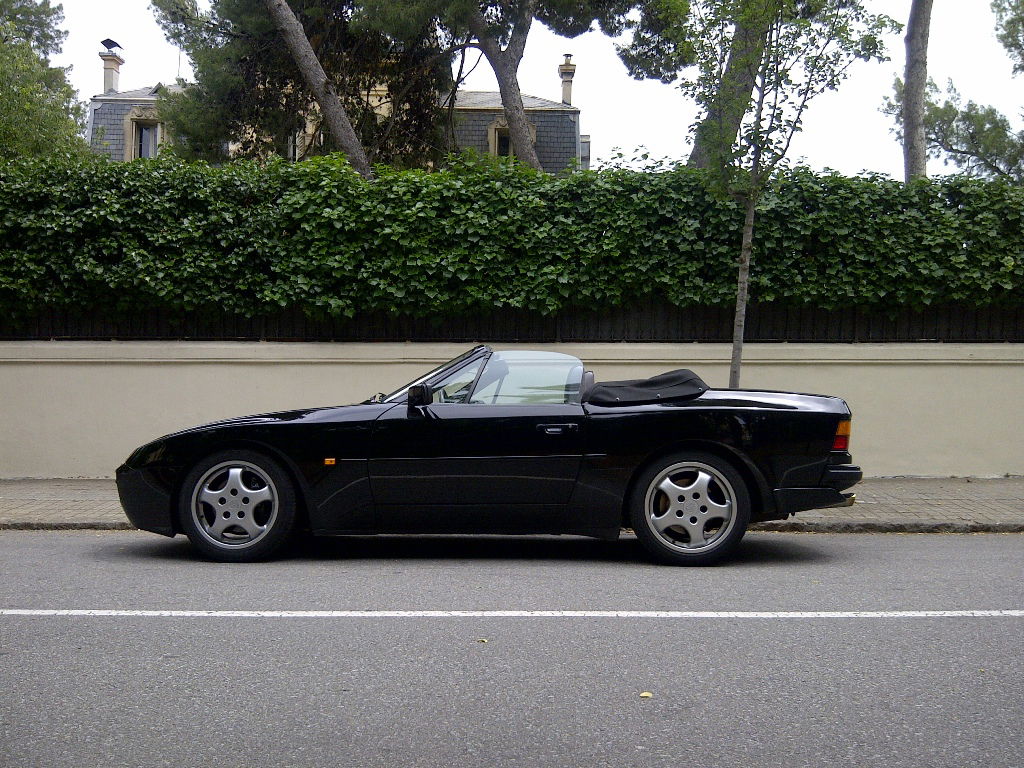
191 461 278 549
644 462 736 552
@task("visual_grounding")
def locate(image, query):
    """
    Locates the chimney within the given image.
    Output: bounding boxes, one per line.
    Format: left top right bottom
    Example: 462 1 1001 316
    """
99 46 124 94
558 53 576 105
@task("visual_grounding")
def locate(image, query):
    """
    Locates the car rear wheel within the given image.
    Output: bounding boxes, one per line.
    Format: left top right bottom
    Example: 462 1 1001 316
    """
178 450 296 562
629 451 750 566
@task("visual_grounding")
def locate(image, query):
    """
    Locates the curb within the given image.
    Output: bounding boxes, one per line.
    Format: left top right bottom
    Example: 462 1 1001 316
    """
2 521 1023 533
750 521 1024 533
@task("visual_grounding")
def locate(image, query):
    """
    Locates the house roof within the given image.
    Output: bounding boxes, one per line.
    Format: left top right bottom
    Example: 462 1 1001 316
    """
90 84 576 112
90 83 184 101
454 90 578 111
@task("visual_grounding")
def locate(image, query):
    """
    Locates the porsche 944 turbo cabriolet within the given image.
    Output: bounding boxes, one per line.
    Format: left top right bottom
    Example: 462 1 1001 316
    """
116 346 861 565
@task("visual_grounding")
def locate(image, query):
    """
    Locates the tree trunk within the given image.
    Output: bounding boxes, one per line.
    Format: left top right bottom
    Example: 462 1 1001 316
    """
468 7 544 171
729 192 757 388
489 57 543 170
903 0 934 181
689 2 777 169
263 0 373 178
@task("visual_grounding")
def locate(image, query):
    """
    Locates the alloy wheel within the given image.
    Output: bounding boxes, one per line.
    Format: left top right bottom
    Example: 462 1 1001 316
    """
643 461 738 553
190 460 279 550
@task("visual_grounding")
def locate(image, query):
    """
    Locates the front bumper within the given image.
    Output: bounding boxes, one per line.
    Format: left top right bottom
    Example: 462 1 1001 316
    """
115 465 176 537
773 464 862 515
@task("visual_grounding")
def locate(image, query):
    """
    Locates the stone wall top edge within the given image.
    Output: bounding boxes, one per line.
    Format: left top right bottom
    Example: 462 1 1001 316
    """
0 341 1021 364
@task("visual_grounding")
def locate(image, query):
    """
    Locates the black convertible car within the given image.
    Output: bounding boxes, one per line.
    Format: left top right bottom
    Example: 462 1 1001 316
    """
117 346 861 565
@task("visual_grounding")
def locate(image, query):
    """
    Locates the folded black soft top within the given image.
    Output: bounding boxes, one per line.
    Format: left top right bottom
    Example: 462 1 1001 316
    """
587 369 707 405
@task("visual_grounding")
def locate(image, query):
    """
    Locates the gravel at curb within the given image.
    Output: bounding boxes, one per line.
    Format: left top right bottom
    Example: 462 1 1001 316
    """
0 521 133 531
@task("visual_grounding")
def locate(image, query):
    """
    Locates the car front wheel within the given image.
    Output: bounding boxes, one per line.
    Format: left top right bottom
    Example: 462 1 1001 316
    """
629 451 750 566
178 450 296 562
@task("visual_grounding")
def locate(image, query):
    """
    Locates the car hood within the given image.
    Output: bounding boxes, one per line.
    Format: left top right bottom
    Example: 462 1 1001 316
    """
164 401 396 438
121 402 398 470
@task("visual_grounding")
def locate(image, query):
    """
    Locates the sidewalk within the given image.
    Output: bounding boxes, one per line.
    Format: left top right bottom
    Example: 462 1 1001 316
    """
0 477 1022 533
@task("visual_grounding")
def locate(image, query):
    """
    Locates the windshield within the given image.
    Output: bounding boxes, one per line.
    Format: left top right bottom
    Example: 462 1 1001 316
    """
381 347 488 402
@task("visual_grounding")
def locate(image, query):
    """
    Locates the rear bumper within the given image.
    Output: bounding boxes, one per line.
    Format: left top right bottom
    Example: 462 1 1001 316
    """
823 463 863 492
774 487 856 514
774 464 862 515
115 465 176 537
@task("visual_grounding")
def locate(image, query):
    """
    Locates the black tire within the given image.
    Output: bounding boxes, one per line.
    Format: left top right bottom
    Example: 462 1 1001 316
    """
177 450 296 562
629 450 751 566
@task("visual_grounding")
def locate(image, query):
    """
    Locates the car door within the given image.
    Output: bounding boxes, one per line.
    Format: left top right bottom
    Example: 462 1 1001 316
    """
368 352 586 532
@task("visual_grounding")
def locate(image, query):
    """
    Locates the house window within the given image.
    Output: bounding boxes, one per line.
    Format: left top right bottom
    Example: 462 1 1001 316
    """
487 117 535 159
135 122 159 158
286 129 326 162
496 128 511 157
122 107 165 161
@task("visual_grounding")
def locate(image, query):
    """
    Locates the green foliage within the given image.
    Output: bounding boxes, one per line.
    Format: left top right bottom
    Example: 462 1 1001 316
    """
993 0 1024 74
356 0 635 46
614 0 696 83
0 155 1021 319
0 11 86 161
0 0 66 56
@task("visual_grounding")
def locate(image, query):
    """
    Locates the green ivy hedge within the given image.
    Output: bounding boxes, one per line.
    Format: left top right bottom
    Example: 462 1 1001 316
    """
1 153 1021 319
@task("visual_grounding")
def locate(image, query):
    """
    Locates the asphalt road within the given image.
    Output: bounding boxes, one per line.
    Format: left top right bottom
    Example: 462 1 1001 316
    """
1 531 1022 768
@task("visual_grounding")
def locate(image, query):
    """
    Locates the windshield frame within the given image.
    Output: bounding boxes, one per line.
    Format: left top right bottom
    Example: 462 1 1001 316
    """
381 346 491 403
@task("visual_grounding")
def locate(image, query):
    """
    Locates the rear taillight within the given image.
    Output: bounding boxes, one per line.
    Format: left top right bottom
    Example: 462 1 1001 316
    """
832 419 851 452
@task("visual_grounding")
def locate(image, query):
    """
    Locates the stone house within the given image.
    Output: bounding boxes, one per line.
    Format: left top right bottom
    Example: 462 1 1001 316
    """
85 45 590 172
85 45 182 161
452 89 589 173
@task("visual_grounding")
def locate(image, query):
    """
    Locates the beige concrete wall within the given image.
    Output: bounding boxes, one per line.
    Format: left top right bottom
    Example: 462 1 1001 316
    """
0 341 1020 479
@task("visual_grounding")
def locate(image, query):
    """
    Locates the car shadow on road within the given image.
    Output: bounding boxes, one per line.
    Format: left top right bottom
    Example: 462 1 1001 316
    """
100 530 833 567
288 534 640 563
730 532 834 567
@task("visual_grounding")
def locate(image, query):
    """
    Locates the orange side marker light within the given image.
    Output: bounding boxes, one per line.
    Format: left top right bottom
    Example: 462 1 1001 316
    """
324 458 336 466
832 420 851 452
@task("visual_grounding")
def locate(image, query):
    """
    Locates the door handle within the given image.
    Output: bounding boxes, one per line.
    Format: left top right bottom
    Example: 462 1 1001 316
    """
537 423 578 435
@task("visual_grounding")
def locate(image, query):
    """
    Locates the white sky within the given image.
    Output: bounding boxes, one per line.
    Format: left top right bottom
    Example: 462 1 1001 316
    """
51 0 1023 178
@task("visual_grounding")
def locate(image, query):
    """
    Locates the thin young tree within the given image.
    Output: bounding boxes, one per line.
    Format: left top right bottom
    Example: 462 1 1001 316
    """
688 1 780 169
661 0 897 386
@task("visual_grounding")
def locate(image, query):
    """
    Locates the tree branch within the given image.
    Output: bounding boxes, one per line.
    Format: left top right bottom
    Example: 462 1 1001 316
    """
506 0 536 64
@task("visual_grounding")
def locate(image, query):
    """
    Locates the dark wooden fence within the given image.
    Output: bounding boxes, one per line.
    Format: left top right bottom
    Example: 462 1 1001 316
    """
2 303 1022 343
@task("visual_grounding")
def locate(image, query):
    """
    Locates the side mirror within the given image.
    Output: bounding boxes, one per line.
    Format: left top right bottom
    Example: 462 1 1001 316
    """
408 383 430 407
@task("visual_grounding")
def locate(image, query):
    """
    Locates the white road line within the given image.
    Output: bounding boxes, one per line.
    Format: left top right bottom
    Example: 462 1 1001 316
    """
1 609 1022 619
